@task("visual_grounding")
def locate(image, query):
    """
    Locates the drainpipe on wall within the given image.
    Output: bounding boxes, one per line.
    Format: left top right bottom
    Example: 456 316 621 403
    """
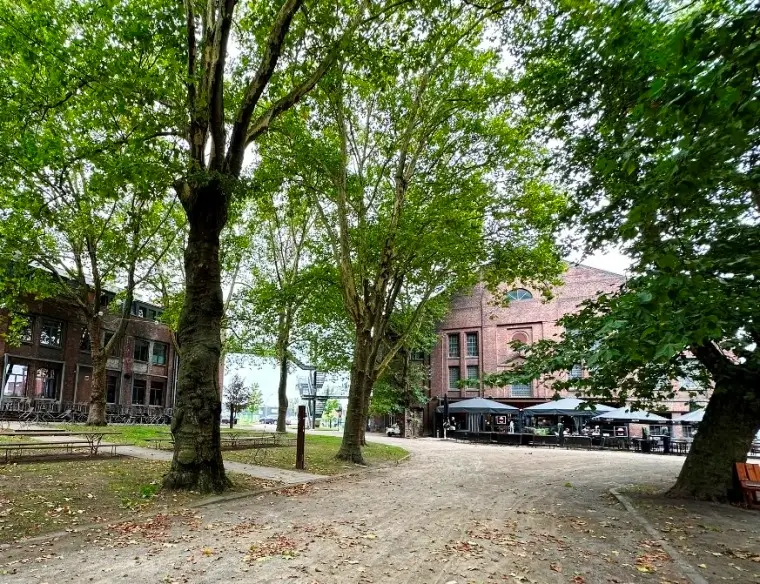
73 364 79 404
0 354 7 408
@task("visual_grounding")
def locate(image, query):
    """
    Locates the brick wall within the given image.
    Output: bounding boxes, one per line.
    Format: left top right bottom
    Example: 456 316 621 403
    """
0 296 177 409
426 264 711 434
430 264 625 405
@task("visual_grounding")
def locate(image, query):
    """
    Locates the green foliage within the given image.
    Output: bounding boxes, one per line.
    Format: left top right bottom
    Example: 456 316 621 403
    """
322 398 340 419
370 361 429 417
259 6 568 387
502 0 760 408
0 0 184 347
247 383 264 415
224 375 258 414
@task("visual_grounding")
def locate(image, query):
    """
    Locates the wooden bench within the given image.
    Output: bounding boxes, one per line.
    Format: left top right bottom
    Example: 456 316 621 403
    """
736 462 760 506
1 441 131 463
145 437 173 449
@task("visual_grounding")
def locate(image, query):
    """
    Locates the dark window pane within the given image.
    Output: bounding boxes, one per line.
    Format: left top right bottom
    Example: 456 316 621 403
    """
35 367 59 399
448 334 460 358
466 365 479 379
132 379 147 404
466 333 478 357
80 328 92 351
40 319 63 347
106 373 119 404
134 339 150 362
149 381 165 406
448 366 460 389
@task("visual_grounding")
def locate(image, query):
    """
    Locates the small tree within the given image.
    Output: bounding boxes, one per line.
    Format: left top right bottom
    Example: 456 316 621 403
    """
223 375 256 429
247 384 264 423
322 398 340 427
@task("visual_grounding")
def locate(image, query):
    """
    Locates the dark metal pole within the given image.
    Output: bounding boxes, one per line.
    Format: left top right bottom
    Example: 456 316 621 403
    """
296 405 306 470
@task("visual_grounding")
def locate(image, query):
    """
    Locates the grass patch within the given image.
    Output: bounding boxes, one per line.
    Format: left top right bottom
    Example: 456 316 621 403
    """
0 458 277 542
225 433 408 475
56 424 271 448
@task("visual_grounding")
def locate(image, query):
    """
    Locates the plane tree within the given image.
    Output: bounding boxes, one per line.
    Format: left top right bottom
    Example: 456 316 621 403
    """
505 0 760 500
258 7 568 463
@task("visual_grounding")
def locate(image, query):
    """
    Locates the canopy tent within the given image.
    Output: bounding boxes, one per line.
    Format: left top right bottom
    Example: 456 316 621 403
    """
676 408 705 423
436 398 518 434
445 398 518 414
523 398 615 417
592 407 668 423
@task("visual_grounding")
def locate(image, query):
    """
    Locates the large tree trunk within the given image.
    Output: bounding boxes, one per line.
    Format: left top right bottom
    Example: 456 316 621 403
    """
86 353 108 426
276 348 289 434
668 378 760 501
164 186 229 493
229 405 235 429
337 342 376 463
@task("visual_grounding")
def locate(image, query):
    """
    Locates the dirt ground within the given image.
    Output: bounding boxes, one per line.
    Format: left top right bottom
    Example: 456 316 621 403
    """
2 436 759 584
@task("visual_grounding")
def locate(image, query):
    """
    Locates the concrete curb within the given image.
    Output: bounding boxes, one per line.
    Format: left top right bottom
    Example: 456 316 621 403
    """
609 488 709 584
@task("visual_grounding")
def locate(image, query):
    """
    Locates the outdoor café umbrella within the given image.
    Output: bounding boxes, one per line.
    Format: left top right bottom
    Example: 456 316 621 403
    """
677 408 705 423
591 407 668 423
523 397 615 417
447 397 518 414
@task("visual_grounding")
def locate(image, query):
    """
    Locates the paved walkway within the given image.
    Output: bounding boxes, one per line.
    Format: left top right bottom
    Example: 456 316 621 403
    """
8 424 321 484
3 437 724 584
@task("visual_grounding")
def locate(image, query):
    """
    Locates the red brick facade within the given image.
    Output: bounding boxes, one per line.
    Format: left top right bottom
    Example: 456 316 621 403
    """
0 296 177 412
425 264 708 434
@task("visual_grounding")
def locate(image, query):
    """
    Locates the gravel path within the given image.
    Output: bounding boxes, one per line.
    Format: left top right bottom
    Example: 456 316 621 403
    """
2 437 700 584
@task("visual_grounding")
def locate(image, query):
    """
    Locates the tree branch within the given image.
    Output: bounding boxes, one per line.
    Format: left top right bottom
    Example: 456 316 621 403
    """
224 0 305 174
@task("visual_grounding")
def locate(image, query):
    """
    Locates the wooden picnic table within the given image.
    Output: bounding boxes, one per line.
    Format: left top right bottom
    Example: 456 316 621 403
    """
0 430 122 455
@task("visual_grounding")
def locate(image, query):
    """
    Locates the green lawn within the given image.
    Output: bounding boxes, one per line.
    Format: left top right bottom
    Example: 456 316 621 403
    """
56 424 271 448
0 458 277 542
53 425 408 475
224 433 408 475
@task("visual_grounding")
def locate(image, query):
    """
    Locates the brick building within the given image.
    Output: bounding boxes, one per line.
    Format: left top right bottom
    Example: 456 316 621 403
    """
0 293 177 418
425 264 707 435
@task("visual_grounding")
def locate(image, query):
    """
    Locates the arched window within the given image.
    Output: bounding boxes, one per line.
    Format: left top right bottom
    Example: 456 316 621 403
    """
507 288 533 301
511 332 529 344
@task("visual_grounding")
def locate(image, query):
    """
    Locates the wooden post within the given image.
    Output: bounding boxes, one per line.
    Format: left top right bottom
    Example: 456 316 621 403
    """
296 405 306 470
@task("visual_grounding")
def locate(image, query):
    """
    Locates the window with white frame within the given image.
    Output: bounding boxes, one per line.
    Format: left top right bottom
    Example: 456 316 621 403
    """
506 288 533 301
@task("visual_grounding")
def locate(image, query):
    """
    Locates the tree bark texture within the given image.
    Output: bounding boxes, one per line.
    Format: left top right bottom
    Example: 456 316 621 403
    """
85 317 107 426
229 405 235 429
164 185 229 493
86 353 108 426
669 377 760 501
276 350 289 433
337 340 376 463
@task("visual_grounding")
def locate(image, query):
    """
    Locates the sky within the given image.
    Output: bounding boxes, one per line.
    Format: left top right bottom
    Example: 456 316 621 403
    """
224 248 634 409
